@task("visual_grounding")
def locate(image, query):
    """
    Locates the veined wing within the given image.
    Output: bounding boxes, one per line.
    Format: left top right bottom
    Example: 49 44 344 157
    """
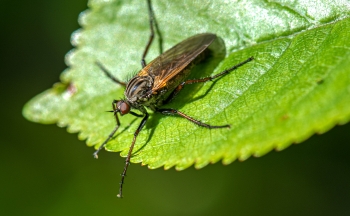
138 33 216 91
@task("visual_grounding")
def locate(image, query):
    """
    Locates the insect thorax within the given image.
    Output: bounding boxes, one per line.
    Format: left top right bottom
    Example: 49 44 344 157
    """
124 75 158 109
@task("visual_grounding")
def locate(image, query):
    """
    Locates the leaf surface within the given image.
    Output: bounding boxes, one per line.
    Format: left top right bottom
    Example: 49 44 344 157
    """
23 0 350 170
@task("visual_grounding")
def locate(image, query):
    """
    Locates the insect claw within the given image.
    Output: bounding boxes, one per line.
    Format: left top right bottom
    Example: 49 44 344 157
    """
117 194 123 198
93 152 99 159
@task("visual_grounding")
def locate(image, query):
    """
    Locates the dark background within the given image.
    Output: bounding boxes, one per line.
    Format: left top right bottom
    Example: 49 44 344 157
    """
1 0 350 215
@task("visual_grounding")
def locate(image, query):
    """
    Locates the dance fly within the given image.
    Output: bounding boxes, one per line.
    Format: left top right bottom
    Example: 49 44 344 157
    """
93 0 254 198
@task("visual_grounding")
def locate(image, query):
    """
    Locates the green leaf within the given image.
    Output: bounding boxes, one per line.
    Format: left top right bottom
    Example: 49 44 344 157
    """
23 0 350 170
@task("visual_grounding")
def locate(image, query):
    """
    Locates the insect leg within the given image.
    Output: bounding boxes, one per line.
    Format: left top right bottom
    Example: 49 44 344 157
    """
95 61 126 86
93 100 121 159
164 57 254 103
141 0 156 67
118 112 149 198
129 111 144 117
156 108 230 129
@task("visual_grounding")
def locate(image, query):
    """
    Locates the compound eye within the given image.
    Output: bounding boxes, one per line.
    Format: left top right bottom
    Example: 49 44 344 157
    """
118 101 130 115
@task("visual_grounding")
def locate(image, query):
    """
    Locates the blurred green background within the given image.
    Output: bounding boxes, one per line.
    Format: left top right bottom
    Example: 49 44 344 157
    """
1 0 350 215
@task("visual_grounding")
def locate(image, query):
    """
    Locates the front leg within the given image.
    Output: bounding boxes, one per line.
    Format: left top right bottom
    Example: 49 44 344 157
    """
93 100 121 159
118 112 149 198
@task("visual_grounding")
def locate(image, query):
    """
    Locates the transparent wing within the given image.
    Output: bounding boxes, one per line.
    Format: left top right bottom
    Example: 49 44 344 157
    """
138 33 216 91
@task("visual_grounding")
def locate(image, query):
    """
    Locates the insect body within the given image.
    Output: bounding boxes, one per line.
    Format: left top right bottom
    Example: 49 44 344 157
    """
93 1 254 198
127 33 216 110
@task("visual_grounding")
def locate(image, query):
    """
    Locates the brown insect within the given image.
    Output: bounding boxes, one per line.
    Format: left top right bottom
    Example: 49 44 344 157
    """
93 0 254 198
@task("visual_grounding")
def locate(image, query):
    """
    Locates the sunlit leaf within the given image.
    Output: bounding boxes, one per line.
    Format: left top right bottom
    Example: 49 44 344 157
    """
23 0 350 170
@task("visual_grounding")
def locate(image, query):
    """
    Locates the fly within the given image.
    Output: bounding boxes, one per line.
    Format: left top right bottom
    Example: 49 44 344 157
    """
93 0 254 198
